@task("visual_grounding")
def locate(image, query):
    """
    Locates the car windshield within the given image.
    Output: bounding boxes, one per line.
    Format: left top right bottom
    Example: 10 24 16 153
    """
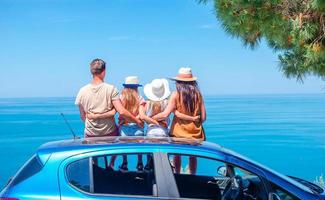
224 148 315 194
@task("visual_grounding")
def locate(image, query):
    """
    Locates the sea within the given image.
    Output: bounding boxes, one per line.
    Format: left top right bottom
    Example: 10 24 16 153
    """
0 94 325 188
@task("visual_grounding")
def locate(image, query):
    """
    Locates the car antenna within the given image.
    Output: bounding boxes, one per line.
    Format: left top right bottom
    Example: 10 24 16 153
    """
60 113 80 139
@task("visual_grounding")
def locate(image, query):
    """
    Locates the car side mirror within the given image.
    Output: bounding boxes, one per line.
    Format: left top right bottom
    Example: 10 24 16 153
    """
268 192 281 200
217 166 227 176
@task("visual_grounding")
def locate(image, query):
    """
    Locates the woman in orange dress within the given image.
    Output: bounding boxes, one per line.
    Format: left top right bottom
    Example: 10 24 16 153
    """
153 67 206 174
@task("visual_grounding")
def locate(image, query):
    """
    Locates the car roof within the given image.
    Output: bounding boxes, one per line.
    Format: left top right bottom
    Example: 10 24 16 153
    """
37 136 225 162
39 136 222 152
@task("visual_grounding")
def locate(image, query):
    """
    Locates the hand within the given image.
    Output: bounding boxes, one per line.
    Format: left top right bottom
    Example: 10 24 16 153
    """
160 121 168 127
193 115 201 122
87 113 99 120
152 119 160 126
135 118 144 128
136 115 146 126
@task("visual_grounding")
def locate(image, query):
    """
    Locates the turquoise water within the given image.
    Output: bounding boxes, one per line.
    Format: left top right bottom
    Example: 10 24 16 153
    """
0 94 325 188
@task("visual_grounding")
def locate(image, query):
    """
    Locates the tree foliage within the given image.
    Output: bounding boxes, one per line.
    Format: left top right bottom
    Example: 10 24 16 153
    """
201 0 325 81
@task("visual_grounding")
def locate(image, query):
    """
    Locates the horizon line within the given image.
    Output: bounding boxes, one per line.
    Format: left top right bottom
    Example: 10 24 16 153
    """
0 92 324 99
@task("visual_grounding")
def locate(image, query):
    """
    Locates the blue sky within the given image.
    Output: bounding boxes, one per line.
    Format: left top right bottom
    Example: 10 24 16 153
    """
0 0 324 98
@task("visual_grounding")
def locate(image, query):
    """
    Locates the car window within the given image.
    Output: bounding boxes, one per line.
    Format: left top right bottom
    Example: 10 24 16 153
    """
66 153 156 197
10 155 43 186
270 182 299 200
168 154 266 200
66 158 91 192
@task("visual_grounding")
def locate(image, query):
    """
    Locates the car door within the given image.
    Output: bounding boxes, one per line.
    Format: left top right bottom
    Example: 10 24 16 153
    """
158 147 269 200
58 148 171 200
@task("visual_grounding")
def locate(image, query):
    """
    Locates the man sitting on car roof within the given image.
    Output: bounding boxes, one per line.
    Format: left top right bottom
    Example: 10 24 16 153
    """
75 58 143 138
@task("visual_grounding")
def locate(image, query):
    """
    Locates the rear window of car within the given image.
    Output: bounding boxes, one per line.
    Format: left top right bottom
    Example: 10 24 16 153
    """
10 155 43 186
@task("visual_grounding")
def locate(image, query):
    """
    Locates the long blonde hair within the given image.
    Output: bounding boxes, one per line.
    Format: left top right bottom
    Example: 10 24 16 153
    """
121 87 139 115
147 100 164 117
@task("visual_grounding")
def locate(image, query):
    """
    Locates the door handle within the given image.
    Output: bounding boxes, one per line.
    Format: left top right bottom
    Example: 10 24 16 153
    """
135 176 144 181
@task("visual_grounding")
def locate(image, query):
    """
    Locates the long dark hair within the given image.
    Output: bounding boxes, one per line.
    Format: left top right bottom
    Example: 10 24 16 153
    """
176 81 202 114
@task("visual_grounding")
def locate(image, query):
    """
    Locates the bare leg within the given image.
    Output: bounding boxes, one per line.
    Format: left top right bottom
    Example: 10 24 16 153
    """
104 156 108 168
145 154 153 170
173 155 181 174
92 157 98 166
189 156 197 175
122 154 128 165
109 155 117 169
146 154 151 165
138 154 143 165
137 154 144 171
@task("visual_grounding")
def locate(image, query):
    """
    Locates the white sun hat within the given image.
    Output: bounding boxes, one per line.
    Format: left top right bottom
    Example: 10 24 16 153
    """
171 67 197 82
123 76 142 87
144 78 171 101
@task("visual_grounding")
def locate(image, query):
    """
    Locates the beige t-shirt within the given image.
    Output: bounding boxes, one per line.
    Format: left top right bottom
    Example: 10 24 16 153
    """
75 83 119 136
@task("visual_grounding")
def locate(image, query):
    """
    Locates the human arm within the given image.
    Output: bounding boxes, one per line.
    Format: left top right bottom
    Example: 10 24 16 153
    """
152 92 177 121
78 105 86 122
174 110 200 122
112 99 144 128
86 109 116 120
75 89 86 122
139 104 159 125
200 98 206 122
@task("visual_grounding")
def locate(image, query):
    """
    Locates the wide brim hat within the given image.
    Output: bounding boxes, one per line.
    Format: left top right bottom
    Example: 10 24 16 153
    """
123 76 142 87
171 67 197 82
144 78 171 101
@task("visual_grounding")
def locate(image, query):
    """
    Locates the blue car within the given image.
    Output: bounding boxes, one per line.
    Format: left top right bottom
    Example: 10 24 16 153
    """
1 137 324 200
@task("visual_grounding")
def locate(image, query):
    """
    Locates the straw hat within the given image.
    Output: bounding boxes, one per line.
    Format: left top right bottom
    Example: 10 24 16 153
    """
144 79 171 101
171 67 197 82
123 76 142 87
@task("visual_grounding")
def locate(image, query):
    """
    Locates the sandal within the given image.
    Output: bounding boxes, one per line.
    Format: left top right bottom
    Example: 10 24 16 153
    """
136 162 144 172
119 162 128 173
